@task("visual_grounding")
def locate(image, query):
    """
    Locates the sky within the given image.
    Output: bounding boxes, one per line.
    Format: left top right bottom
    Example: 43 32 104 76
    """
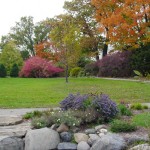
0 0 68 38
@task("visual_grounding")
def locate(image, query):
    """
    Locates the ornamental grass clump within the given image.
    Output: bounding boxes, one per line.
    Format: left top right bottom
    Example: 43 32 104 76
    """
118 104 132 116
110 119 137 132
93 94 119 121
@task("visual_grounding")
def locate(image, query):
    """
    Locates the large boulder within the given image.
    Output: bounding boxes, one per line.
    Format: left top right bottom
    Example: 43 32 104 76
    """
57 142 77 150
25 128 60 150
90 133 126 150
0 136 24 150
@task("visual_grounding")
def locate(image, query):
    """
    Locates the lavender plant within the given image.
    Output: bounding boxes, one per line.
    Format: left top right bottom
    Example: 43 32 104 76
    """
93 94 118 121
60 93 90 110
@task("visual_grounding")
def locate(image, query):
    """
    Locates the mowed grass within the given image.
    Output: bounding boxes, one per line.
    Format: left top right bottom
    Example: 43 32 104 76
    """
132 112 150 128
0 78 149 108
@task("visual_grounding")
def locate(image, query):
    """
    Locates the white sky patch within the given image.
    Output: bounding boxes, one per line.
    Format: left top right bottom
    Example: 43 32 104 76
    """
0 0 68 38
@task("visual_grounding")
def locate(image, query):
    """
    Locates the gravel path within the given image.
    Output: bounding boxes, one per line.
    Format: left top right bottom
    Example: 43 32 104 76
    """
0 108 54 116
101 77 150 83
0 103 149 116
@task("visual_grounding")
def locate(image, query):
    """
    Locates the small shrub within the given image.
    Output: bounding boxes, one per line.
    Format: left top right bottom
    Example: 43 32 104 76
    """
0 64 7 77
130 103 143 110
70 67 81 77
110 119 137 132
118 104 132 116
93 94 118 121
31 116 49 129
19 56 63 78
23 112 34 119
10 63 19 77
78 70 86 77
143 105 148 109
84 62 99 76
23 110 43 119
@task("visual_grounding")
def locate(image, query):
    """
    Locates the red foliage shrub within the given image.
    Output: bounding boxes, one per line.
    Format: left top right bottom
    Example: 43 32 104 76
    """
97 51 133 77
19 56 63 78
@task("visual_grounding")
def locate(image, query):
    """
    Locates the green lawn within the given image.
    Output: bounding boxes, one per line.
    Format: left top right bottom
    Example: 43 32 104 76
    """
132 112 150 128
0 78 149 108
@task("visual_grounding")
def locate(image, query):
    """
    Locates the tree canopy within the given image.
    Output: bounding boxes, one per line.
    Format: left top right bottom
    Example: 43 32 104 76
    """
0 41 23 75
92 0 150 50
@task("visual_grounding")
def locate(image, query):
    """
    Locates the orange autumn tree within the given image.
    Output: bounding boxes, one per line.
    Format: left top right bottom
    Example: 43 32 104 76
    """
35 41 60 63
92 0 150 50
91 0 118 56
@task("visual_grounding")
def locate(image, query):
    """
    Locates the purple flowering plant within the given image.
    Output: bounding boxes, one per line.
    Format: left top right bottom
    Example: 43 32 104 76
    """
93 94 118 121
60 93 92 111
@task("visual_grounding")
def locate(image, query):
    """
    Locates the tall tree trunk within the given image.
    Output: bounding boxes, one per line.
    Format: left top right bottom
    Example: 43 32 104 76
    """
65 64 69 83
102 43 108 57
96 51 99 61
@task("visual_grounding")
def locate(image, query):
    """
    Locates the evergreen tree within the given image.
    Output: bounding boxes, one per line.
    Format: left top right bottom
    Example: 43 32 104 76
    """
0 64 7 77
10 64 19 77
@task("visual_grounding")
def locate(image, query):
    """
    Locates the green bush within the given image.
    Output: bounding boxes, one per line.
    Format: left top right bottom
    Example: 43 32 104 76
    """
131 43 150 77
118 104 132 116
78 70 86 77
130 103 143 110
23 110 43 119
70 67 81 77
10 64 19 77
110 119 137 132
0 64 7 77
143 105 148 109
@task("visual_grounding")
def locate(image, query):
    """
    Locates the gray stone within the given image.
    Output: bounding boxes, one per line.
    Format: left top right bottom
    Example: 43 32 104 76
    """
95 125 107 131
50 124 58 130
72 127 80 133
87 134 100 146
90 133 126 150
58 142 77 150
0 115 23 126
74 133 89 143
100 128 107 134
25 127 60 150
60 132 72 142
57 123 69 133
77 141 90 150
85 129 96 134
0 121 31 137
125 134 149 145
98 133 105 137
0 136 24 150
129 144 150 150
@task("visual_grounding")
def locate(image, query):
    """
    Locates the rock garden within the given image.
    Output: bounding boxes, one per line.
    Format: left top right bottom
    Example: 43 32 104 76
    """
0 93 150 150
